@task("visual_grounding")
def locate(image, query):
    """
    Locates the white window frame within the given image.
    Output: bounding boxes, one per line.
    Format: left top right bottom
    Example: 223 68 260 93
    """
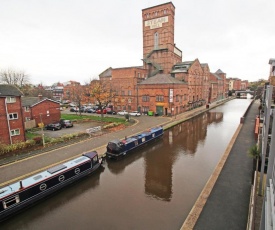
6 97 16 103
24 106 30 112
10 129 20 136
9 113 18 120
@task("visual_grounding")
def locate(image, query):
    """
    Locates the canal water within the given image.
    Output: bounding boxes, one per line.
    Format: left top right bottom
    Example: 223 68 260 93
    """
2 99 253 230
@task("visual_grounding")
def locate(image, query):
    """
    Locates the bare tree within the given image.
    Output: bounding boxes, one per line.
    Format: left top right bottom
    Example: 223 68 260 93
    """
88 79 116 118
0 68 30 88
68 84 87 115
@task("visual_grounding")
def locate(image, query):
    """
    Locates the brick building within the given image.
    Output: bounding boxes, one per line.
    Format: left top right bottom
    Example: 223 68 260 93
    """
138 74 188 115
21 96 61 126
171 59 209 108
63 80 81 101
98 2 228 115
142 2 182 76
0 85 26 145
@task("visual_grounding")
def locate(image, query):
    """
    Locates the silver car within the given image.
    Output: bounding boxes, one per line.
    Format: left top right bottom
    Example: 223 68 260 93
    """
129 111 141 116
117 110 128 115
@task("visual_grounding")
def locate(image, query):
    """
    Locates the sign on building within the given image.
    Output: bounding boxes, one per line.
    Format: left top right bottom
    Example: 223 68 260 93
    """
169 89 173 102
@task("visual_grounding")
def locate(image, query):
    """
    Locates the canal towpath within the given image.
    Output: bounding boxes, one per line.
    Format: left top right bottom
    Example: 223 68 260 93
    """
181 99 259 229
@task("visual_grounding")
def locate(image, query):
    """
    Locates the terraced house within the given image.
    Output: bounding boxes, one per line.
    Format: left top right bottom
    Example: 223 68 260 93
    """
0 85 25 145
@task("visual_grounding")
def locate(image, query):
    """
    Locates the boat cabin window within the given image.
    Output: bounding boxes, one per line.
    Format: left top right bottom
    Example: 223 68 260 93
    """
92 156 98 165
142 137 145 142
3 195 20 209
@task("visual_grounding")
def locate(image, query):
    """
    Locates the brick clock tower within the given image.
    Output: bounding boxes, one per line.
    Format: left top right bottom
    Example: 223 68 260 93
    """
142 2 182 77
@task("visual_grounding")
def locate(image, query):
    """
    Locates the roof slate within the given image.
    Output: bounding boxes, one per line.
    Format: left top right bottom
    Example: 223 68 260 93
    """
139 74 186 85
215 69 224 74
21 97 59 107
0 84 23 96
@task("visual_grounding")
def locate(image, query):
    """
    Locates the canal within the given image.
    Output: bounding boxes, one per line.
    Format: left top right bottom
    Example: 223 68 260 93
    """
2 99 253 230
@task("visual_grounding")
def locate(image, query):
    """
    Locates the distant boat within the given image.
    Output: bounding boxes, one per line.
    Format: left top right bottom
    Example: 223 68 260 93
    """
0 151 103 222
106 126 164 159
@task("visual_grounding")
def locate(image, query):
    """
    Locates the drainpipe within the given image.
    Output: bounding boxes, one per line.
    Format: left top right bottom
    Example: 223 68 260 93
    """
5 97 12 144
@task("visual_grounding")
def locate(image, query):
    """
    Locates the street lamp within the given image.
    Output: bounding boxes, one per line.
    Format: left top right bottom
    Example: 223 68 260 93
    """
39 113 45 147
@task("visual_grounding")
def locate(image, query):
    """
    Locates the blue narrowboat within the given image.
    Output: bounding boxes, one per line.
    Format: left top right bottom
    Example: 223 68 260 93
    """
106 126 163 159
0 151 103 222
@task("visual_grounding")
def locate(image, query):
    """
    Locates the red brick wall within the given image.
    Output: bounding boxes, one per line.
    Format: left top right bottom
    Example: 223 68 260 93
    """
31 100 61 126
0 96 26 145
138 83 188 115
108 67 148 111
142 2 182 74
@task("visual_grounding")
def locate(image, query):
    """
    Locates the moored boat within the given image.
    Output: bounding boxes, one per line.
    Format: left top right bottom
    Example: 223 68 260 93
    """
0 151 103 222
106 126 163 159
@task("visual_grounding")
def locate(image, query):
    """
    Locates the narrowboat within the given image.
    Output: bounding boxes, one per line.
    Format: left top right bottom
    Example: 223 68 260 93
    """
106 126 163 159
0 151 103 222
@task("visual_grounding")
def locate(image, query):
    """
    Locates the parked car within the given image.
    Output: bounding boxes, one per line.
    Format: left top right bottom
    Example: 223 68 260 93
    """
96 109 107 114
70 107 79 112
117 110 128 116
60 119 73 128
129 111 141 116
106 108 116 115
45 122 62 131
86 108 96 113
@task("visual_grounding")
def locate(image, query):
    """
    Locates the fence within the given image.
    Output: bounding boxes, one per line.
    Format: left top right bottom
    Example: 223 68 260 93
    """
86 126 101 136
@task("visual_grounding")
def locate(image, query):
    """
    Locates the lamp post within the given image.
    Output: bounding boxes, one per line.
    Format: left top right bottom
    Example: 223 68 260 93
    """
39 113 45 147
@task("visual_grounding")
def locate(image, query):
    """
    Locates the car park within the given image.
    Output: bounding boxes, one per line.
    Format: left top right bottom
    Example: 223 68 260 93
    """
86 108 96 113
117 110 128 116
106 108 116 114
45 122 62 131
96 109 107 114
129 111 141 116
70 107 79 112
60 119 73 128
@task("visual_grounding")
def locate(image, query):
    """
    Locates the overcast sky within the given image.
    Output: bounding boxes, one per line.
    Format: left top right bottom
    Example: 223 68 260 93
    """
0 0 274 86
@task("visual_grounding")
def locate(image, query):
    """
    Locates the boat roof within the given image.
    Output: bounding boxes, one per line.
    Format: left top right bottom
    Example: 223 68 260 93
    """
123 126 163 144
0 154 92 199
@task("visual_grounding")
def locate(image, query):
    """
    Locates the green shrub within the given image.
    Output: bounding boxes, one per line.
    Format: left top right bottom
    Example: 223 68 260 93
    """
103 122 120 129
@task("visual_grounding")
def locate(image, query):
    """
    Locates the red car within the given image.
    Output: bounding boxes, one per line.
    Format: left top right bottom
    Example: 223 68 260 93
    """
96 109 107 114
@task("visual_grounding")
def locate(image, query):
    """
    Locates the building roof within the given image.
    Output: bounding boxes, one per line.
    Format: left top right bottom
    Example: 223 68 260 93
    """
269 59 275 65
215 69 225 74
21 97 59 107
99 67 112 78
171 61 194 73
0 84 23 96
142 2 175 11
138 74 186 85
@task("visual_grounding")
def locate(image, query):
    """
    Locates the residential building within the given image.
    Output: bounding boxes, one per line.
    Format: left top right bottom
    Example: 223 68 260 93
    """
0 84 26 145
21 96 61 127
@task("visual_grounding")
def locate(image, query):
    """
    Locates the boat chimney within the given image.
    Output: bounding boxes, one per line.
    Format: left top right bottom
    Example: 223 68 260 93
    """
19 180 24 189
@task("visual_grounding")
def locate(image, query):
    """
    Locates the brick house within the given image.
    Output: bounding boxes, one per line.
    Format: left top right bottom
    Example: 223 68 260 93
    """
0 84 26 145
21 96 61 126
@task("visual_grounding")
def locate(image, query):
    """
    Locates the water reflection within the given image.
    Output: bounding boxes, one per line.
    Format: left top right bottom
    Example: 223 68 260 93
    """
165 112 223 155
144 111 223 202
1 167 105 229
